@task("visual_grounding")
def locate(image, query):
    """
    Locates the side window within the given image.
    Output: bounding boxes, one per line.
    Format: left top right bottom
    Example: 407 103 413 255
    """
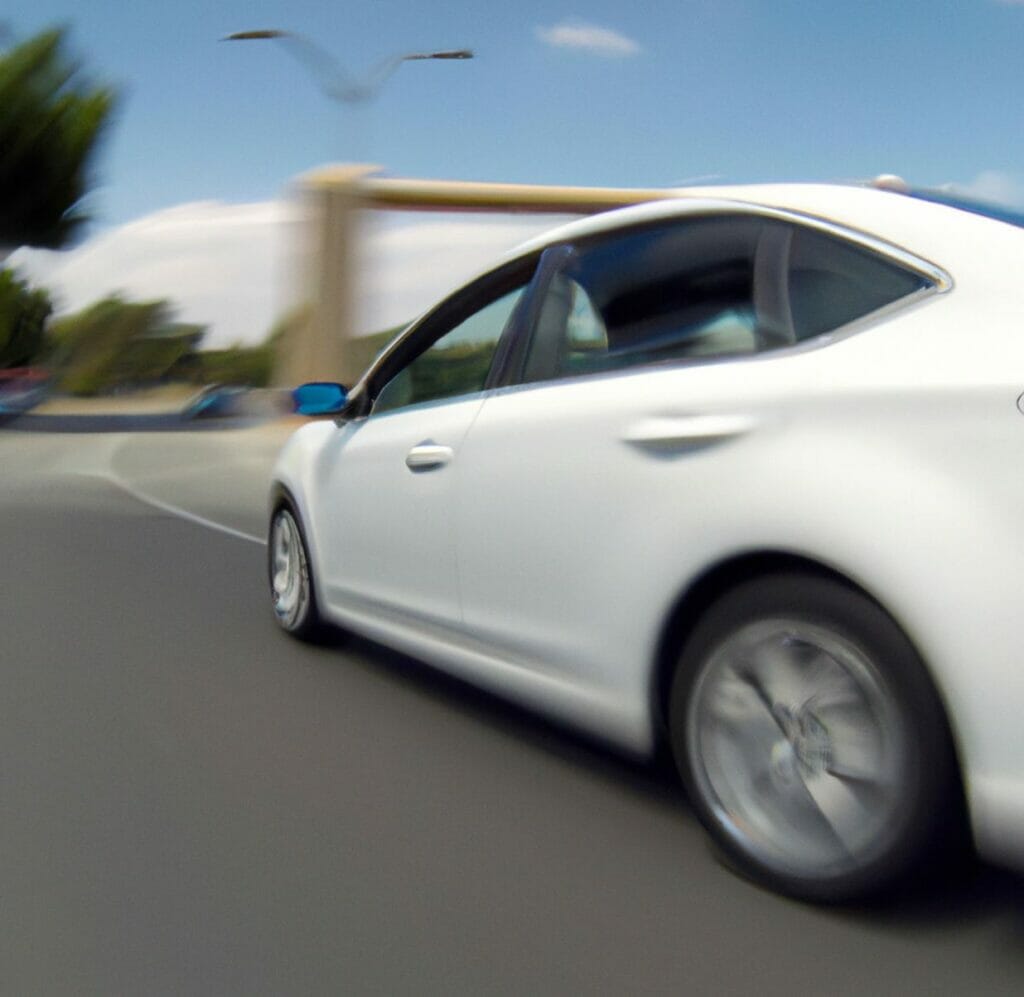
373 286 526 414
517 215 932 384
786 226 930 340
521 217 764 383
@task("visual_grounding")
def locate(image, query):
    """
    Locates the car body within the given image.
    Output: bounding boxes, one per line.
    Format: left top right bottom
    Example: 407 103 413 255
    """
0 367 49 417
268 183 1024 901
183 383 248 420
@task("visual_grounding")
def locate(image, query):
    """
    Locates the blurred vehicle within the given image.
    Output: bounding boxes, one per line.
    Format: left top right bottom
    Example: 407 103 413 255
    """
267 183 1024 902
0 367 49 416
182 383 248 420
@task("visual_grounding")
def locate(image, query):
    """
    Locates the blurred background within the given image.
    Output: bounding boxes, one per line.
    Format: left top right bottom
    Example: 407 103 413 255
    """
5 0 1024 410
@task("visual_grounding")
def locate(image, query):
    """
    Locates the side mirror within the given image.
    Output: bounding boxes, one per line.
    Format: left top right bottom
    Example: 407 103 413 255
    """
292 382 348 416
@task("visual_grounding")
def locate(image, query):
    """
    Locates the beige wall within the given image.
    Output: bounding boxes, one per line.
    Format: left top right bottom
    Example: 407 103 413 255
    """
276 166 676 387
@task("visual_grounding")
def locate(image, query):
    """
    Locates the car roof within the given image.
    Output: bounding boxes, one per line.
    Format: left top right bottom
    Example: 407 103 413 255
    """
500 182 987 259
357 181 1024 396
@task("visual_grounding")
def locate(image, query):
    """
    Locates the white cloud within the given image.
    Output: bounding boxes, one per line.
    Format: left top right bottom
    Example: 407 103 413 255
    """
9 200 569 348
353 214 572 335
11 201 304 349
946 170 1024 207
536 20 641 57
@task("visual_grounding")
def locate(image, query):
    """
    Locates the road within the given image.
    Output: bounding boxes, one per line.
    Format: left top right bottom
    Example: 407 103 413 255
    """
2 427 1023 995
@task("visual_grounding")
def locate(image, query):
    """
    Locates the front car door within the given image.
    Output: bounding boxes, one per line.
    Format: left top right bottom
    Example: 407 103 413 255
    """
316 256 538 633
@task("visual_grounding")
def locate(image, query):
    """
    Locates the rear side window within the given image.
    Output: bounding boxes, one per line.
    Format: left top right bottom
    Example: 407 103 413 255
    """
515 215 933 384
787 226 929 340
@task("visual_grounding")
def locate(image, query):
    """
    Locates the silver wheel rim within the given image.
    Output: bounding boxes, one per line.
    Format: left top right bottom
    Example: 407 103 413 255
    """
270 510 309 629
687 618 910 879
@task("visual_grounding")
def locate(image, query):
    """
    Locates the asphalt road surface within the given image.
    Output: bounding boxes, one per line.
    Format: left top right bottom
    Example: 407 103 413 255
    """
2 428 1024 995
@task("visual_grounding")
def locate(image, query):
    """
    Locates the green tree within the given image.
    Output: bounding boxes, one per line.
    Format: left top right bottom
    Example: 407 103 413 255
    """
0 27 117 252
50 294 205 395
0 267 52 367
190 344 273 387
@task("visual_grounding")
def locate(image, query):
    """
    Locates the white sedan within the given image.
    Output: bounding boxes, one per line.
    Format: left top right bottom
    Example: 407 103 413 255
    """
268 183 1024 902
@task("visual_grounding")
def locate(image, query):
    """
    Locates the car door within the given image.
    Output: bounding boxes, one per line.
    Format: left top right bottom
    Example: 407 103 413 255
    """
316 258 537 632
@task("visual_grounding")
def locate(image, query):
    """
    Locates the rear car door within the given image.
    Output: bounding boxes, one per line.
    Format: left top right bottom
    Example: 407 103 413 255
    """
453 212 935 709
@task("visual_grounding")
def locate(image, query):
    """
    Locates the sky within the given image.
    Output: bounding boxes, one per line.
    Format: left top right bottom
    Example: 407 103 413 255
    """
8 0 1024 347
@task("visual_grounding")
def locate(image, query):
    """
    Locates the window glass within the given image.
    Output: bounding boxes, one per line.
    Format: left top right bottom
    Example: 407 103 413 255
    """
373 286 525 414
521 217 763 382
786 227 930 340
562 281 611 372
517 215 932 384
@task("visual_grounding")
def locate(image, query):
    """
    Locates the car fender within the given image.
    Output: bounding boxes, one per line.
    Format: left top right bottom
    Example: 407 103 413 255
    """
639 407 1024 859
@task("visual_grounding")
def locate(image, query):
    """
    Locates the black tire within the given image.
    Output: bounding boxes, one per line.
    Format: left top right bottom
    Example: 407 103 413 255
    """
268 502 329 643
669 573 965 903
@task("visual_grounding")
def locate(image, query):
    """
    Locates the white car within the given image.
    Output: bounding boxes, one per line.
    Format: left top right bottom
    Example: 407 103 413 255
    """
268 183 1024 902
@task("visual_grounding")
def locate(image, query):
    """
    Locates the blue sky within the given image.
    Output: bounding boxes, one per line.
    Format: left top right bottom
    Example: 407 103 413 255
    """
10 0 1024 224
9 1 1024 345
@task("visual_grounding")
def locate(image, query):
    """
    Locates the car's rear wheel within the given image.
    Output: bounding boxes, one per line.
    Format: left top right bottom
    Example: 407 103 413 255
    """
669 573 963 903
268 504 326 641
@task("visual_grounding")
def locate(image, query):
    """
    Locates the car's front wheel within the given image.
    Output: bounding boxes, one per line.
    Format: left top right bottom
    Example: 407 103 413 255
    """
268 504 326 641
669 573 964 903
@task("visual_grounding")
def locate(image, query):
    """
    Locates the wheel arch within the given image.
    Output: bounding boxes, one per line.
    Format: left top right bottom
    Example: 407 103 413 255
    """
268 480 328 620
269 479 297 515
649 550 966 794
269 480 315 543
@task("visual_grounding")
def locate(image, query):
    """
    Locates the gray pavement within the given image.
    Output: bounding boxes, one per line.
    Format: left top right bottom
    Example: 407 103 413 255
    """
2 426 1024 995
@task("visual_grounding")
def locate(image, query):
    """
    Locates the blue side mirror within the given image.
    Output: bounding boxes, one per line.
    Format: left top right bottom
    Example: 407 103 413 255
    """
293 382 349 416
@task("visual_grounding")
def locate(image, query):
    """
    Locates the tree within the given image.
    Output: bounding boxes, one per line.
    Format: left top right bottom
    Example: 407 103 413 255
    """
0 27 117 253
47 292 289 395
49 294 205 395
192 344 275 387
0 267 52 367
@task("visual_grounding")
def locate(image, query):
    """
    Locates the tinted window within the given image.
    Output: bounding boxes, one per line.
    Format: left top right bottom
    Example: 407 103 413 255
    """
517 215 932 383
373 286 526 413
787 226 929 340
530 217 762 382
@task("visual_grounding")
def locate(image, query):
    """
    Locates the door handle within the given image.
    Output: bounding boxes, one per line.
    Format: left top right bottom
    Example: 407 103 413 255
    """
622 414 756 454
405 443 454 472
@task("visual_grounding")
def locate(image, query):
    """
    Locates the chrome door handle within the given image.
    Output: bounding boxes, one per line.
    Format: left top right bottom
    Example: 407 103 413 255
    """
405 444 454 471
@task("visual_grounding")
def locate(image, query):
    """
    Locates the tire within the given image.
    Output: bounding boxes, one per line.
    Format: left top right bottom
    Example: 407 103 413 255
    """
669 573 963 903
268 503 328 642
